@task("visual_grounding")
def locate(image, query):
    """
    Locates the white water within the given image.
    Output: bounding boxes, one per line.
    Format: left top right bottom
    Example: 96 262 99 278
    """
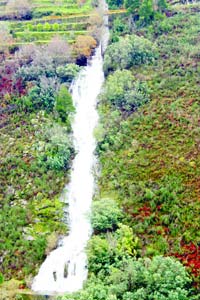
32 1 109 294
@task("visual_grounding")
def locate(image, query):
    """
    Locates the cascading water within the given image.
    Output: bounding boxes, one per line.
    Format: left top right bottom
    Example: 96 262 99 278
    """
32 1 109 295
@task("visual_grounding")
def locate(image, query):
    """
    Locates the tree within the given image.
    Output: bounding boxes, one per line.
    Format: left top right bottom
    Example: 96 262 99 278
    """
55 85 74 123
101 70 150 112
109 256 192 300
91 198 122 233
124 0 141 15
41 124 74 171
103 35 157 74
74 35 97 59
56 63 80 83
138 0 154 25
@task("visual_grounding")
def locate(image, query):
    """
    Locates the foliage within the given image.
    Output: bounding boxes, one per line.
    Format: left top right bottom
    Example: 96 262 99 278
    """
124 0 167 25
98 4 200 288
74 35 97 58
55 85 75 123
101 69 150 112
39 123 74 171
87 235 112 275
59 276 108 300
103 35 157 74
138 0 154 25
0 110 70 280
22 78 57 112
0 272 4 284
111 17 130 39
124 0 141 15
56 64 81 83
107 0 124 9
115 224 140 257
91 198 122 233
108 256 192 300
61 256 193 300
87 223 140 276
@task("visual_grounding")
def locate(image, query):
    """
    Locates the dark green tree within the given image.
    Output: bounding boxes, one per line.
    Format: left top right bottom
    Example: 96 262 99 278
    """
124 0 141 15
55 85 74 123
139 0 154 25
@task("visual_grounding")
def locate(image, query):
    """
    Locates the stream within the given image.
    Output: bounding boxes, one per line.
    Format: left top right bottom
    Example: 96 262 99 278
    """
32 0 109 295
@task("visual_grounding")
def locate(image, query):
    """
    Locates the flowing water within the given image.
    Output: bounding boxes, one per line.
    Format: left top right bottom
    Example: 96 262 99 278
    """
32 1 109 295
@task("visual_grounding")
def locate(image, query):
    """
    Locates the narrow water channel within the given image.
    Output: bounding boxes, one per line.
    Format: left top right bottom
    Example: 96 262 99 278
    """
32 1 109 295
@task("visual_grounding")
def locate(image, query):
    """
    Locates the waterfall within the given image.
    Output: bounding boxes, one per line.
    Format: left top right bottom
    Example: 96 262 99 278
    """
32 1 109 295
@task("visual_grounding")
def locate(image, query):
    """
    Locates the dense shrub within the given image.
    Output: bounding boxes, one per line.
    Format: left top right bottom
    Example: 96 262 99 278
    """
21 77 58 112
56 64 81 83
87 224 140 276
101 70 150 112
38 124 74 171
91 198 122 233
87 235 112 275
55 85 75 123
108 256 191 300
107 0 124 9
103 35 158 74
110 17 130 42
61 256 192 300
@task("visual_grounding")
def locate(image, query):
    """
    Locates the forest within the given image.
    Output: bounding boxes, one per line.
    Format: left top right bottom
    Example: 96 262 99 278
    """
0 0 200 299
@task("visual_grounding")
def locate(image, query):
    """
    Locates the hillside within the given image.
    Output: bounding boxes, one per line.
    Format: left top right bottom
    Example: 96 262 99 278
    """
0 0 100 294
0 0 200 299
60 1 200 299
0 0 94 46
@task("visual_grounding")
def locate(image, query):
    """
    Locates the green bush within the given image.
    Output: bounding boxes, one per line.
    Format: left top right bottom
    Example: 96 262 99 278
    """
107 0 124 9
87 235 112 275
91 198 122 233
56 64 81 83
38 123 74 171
108 256 192 300
55 85 75 123
26 83 56 112
103 35 158 74
101 70 150 112
61 256 192 300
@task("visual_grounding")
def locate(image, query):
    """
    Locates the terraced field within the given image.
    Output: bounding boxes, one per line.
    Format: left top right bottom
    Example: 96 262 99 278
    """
0 0 94 46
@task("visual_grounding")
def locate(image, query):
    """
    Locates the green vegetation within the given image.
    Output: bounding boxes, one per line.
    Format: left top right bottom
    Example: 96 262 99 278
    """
101 69 150 112
59 256 193 300
94 1 200 294
60 2 200 299
55 85 75 123
91 198 122 233
0 0 100 46
0 0 102 290
0 20 78 287
0 0 200 299
103 35 158 74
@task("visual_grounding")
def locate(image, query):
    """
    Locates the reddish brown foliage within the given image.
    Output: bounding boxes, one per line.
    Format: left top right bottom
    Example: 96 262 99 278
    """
173 243 200 278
